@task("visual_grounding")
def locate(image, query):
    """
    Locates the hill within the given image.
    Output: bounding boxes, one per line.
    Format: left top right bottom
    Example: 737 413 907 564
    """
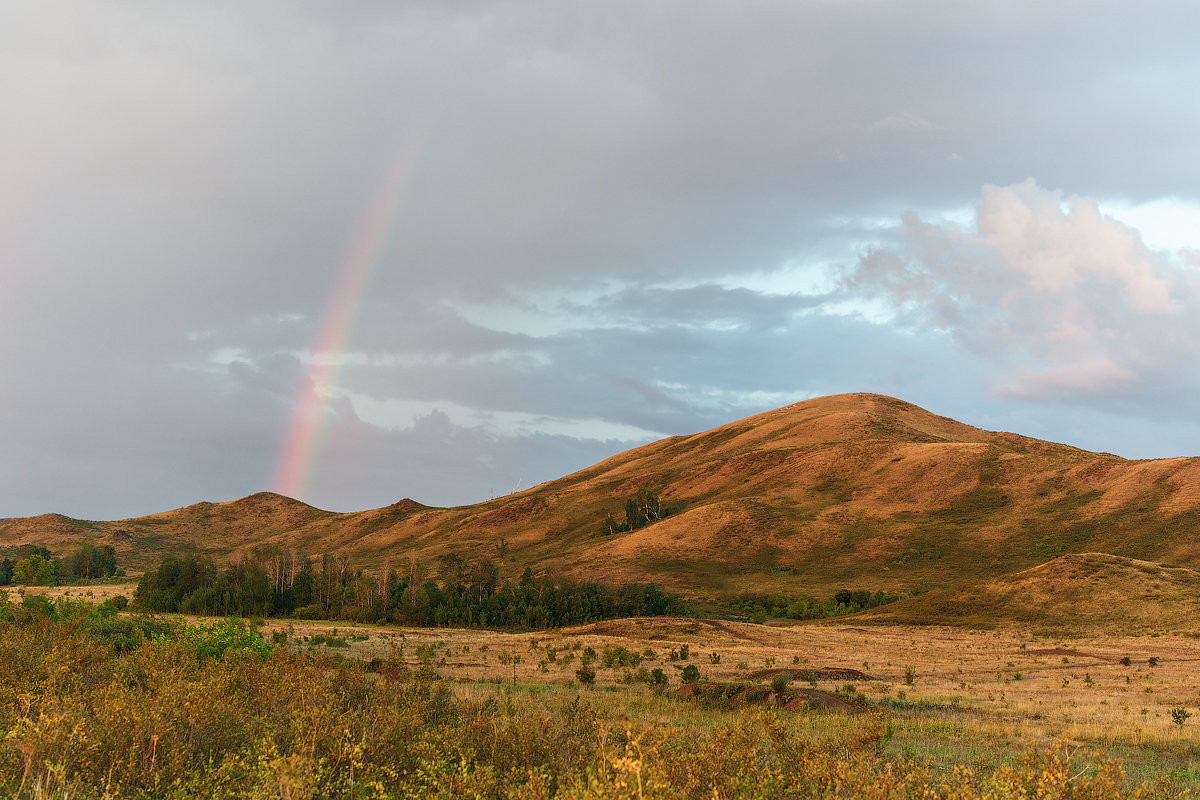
857 552 1200 632
6 393 1200 603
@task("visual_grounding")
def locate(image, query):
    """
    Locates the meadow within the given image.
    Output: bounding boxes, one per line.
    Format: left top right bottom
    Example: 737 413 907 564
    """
4 586 1200 798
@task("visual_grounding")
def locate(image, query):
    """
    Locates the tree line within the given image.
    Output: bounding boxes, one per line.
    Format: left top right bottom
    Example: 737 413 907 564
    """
133 547 686 630
0 544 120 586
724 587 904 623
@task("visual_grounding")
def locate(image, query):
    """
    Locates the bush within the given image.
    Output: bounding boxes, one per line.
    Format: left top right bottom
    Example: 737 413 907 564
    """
601 645 642 669
681 664 701 684
575 665 596 686
771 673 791 693
111 594 129 611
174 618 273 663
80 613 176 653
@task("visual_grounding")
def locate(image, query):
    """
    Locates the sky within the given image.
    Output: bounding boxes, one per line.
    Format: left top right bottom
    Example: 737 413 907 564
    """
5 1 1200 520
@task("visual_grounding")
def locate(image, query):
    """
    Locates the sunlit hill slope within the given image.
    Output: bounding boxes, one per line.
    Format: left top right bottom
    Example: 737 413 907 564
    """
7 393 1200 610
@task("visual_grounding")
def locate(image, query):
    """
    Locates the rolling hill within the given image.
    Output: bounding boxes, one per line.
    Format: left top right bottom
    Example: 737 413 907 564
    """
6 393 1200 606
859 552 1200 632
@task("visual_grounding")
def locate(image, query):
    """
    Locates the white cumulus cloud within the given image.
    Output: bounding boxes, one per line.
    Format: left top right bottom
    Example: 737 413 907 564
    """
849 179 1200 402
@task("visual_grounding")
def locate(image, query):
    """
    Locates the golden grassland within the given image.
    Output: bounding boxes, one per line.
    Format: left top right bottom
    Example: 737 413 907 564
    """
13 581 1200 768
5 597 1200 799
2 609 1200 796
267 615 1200 775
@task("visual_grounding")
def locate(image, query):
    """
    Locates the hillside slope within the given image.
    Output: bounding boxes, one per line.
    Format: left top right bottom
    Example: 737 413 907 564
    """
5 393 1200 599
858 553 1200 632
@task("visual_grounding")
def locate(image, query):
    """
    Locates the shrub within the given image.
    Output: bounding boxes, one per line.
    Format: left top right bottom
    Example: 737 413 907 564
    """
681 664 701 684
111 594 129 611
771 673 791 693
576 665 596 686
904 665 916 686
174 617 273 663
601 645 642 669
1171 706 1192 727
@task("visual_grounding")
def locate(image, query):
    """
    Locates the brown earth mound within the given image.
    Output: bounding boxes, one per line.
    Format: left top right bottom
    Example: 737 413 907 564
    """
673 682 866 714
748 667 873 681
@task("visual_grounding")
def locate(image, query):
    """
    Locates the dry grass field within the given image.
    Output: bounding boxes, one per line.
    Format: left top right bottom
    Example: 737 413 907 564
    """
2 581 133 603
223 614 1200 784
4 587 1200 795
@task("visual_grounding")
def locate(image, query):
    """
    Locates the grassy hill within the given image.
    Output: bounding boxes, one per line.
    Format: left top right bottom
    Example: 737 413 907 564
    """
6 392 1200 605
857 552 1200 632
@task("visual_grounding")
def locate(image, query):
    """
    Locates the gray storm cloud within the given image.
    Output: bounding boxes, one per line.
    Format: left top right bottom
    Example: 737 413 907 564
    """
4 2 1200 517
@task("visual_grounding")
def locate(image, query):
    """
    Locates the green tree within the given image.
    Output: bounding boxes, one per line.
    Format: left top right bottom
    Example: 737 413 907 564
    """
66 544 118 580
133 553 218 612
620 489 665 531
469 558 499 602
13 554 55 586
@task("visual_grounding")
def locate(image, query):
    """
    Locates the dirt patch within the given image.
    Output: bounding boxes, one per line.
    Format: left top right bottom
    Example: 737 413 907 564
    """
748 666 873 681
1026 648 1100 659
673 682 866 714
784 689 866 714
564 616 766 644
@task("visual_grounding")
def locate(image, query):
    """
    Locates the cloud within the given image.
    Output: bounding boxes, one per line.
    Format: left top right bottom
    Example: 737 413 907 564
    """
848 179 1200 402
6 3 1200 516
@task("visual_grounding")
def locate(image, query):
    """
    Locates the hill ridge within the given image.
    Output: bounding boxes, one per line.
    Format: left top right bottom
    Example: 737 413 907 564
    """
4 393 1200 614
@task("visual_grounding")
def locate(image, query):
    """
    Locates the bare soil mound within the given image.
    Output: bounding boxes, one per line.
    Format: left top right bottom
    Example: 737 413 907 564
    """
748 666 873 682
563 617 767 643
673 682 867 714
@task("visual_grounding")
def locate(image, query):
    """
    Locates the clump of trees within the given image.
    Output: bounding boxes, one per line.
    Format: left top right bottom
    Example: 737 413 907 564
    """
725 588 903 622
602 488 679 535
134 546 686 630
0 544 120 587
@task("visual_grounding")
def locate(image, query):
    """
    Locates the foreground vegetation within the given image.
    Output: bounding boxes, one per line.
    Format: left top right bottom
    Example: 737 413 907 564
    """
2 595 1198 798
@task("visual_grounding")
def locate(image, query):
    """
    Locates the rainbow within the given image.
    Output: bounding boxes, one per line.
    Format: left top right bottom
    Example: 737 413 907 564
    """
273 145 421 502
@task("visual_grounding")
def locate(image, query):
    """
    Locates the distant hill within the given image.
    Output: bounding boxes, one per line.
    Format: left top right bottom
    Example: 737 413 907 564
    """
7 393 1200 614
857 552 1200 632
